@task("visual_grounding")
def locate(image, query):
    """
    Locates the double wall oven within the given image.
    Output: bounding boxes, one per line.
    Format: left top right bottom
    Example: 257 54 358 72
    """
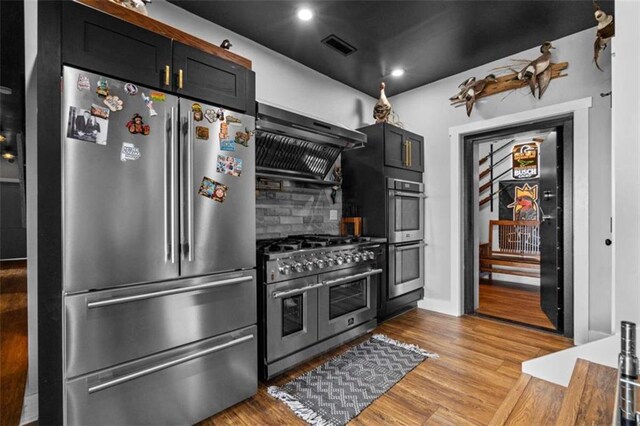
259 236 385 379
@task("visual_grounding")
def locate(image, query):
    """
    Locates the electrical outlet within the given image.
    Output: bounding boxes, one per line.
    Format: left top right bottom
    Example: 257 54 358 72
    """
330 210 338 220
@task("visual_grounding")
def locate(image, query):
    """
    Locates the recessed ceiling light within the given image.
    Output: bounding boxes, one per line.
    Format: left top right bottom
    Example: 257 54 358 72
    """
297 8 313 21
391 68 405 77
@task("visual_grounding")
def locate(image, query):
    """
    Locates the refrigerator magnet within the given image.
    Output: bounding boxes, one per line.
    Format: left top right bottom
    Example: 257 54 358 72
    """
103 95 124 112
141 93 158 117
126 113 150 136
150 92 166 102
67 106 108 146
192 103 203 121
77 74 90 91
96 78 109 97
124 83 138 95
219 122 229 140
90 103 110 120
198 176 228 203
120 142 141 162
234 128 254 147
195 126 209 140
204 109 216 123
215 108 225 122
216 154 243 177
225 115 242 126
220 139 236 152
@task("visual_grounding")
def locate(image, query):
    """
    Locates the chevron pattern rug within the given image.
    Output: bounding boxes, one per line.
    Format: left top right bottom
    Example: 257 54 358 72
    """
268 334 438 426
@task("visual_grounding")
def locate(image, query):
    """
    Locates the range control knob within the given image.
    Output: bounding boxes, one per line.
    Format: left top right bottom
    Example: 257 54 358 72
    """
345 255 353 263
305 262 314 271
279 263 292 275
326 257 336 266
353 254 362 263
293 262 303 273
316 259 327 269
367 251 376 260
336 256 344 265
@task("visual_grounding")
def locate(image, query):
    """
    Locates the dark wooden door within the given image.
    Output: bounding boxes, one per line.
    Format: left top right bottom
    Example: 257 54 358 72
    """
172 42 250 112
539 130 562 330
62 2 172 90
384 124 408 169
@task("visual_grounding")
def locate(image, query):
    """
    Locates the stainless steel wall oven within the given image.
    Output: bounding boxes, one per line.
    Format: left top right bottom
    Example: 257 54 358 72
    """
388 178 426 244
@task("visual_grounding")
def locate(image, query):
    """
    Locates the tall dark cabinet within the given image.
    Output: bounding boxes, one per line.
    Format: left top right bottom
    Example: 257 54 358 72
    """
342 123 426 320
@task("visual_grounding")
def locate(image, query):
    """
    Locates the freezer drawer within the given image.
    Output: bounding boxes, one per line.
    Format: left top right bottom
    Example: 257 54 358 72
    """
65 270 256 378
66 325 257 426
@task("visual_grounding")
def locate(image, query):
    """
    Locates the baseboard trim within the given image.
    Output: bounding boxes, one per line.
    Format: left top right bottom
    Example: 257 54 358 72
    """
20 393 38 425
418 298 460 317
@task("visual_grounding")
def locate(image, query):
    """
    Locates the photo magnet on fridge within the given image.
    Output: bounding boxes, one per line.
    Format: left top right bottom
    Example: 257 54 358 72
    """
198 176 228 203
90 103 110 120
195 126 209 140
67 106 109 146
77 74 90 91
120 142 141 162
220 139 236 152
216 154 243 177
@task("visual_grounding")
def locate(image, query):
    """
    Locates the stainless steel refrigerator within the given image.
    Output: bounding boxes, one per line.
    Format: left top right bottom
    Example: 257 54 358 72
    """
61 66 256 425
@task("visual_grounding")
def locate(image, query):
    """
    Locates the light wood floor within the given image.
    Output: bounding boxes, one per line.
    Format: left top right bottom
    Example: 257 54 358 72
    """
199 308 573 425
477 280 556 330
1 260 28 426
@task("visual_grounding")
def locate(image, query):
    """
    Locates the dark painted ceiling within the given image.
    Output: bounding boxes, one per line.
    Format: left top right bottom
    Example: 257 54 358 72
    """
169 0 613 98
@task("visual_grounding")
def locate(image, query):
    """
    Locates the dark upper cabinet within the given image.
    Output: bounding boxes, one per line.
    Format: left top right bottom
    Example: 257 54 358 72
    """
380 124 424 173
172 42 250 113
62 2 172 90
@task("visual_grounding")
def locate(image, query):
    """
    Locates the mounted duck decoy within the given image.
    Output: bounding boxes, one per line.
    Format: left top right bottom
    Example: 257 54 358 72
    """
464 74 497 117
593 1 614 71
449 76 476 102
515 41 555 99
373 82 392 123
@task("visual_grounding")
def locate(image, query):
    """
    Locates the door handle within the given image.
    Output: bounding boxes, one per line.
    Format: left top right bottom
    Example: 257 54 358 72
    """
164 65 170 87
178 69 184 89
87 333 254 393
322 269 384 287
408 141 412 167
542 214 553 222
164 110 169 263
543 191 555 200
403 141 408 167
272 282 323 299
186 113 194 262
170 107 177 264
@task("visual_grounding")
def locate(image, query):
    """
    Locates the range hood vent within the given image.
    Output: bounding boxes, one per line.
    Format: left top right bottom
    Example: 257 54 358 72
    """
255 103 366 184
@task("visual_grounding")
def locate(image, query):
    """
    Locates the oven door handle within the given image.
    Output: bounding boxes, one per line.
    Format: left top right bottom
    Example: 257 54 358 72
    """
322 268 383 287
272 282 323 299
393 191 427 198
395 242 429 252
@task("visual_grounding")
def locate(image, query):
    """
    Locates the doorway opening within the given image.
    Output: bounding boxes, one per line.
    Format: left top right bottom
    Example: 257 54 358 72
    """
463 116 573 337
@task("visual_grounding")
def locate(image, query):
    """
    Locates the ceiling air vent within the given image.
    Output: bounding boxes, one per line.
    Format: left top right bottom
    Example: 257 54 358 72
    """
321 34 357 56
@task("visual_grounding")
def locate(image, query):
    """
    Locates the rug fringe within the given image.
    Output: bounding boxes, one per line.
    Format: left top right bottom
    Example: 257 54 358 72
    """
267 386 333 426
371 334 439 359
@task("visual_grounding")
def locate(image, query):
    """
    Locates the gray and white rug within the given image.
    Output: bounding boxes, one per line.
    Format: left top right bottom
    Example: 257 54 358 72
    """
268 334 438 426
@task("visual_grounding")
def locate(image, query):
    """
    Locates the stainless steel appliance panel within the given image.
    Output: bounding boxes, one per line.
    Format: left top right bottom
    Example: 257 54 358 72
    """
65 270 256 378
66 325 257 426
387 178 425 244
318 265 380 340
266 276 319 362
388 242 426 298
180 98 256 277
63 66 180 292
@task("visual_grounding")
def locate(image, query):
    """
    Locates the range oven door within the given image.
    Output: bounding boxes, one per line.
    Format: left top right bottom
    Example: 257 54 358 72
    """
318 265 381 340
388 178 426 244
265 277 321 362
388 242 426 298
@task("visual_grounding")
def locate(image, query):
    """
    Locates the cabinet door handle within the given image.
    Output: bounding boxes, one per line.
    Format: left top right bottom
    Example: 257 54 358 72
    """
164 65 170 86
403 141 408 167
408 141 412 167
178 69 184 89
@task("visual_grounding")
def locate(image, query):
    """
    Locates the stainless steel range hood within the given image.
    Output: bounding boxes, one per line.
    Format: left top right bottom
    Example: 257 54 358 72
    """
255 102 366 184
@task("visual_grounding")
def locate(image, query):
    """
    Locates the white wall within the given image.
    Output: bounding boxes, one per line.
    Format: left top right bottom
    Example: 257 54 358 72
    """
612 0 640 329
146 0 375 129
391 28 613 335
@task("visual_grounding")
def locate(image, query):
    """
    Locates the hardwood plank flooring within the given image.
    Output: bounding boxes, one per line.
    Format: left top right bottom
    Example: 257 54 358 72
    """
198 309 573 425
1 260 28 426
477 280 555 330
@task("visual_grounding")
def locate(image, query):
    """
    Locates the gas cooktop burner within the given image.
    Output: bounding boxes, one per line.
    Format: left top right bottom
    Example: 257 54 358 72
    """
258 234 373 254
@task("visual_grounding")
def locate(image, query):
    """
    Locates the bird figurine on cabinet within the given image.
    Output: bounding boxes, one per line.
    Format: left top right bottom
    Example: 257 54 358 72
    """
449 76 476 102
373 82 392 123
463 74 497 117
515 41 555 99
220 39 232 50
593 1 614 71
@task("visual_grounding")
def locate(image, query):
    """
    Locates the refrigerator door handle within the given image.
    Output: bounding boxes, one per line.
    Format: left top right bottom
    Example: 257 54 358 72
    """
170 107 177 264
186 113 194 262
164 109 170 262
87 333 254 394
87 275 253 309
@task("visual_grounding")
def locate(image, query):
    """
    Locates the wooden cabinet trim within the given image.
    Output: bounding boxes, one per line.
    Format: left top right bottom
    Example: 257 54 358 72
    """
75 0 252 70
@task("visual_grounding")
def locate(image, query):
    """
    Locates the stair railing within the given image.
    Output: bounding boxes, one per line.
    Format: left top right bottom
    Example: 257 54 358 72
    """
617 321 640 425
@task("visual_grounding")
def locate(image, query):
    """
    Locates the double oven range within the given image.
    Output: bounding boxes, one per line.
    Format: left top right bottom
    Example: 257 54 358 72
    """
257 235 386 379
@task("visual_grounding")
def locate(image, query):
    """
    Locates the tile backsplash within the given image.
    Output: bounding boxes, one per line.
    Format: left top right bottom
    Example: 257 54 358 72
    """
256 180 341 239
